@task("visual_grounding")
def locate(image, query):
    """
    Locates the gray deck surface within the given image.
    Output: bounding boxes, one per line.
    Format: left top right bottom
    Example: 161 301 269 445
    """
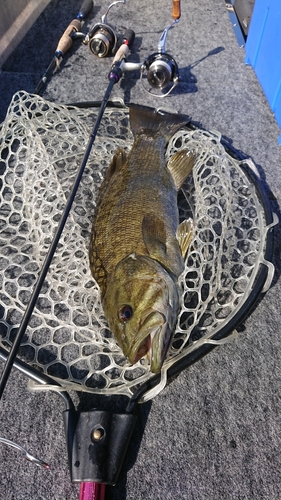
0 1 281 499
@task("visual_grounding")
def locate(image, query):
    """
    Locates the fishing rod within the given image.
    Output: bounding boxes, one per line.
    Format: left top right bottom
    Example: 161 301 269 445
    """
34 0 94 95
81 0 181 97
0 29 135 500
0 28 135 402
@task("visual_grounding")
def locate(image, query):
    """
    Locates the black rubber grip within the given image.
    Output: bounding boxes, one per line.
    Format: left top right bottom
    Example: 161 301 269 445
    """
77 0 94 19
123 29 135 48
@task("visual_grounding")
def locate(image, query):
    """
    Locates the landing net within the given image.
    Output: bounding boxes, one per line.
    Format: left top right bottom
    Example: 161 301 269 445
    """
0 91 275 399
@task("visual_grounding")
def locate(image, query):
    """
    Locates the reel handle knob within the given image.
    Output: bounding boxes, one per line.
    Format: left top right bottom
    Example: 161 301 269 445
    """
172 0 181 20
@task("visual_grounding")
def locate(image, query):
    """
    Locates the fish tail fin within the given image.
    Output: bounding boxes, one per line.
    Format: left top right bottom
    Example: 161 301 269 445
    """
129 103 189 140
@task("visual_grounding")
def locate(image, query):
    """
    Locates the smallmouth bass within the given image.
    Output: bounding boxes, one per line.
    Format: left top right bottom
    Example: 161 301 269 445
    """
89 104 194 373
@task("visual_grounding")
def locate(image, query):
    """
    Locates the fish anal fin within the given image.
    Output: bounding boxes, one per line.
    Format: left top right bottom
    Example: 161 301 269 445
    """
167 149 195 190
177 218 194 258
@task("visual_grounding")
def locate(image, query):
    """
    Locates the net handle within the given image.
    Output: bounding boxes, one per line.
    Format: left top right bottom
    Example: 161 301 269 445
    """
79 482 106 500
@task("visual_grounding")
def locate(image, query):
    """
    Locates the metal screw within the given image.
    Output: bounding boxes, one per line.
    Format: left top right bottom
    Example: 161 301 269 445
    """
92 427 105 441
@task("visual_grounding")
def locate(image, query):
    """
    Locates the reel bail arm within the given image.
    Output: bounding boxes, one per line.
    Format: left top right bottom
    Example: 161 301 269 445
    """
101 0 126 25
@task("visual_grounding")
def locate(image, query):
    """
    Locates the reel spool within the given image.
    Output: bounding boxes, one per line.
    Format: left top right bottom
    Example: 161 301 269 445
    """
85 0 126 57
141 52 179 97
87 23 117 57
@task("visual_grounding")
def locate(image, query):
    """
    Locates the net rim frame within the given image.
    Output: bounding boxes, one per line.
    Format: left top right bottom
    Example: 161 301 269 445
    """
0 99 276 408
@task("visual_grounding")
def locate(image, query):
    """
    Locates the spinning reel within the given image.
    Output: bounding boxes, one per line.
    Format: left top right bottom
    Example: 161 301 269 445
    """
140 19 180 97
116 0 181 97
85 0 127 57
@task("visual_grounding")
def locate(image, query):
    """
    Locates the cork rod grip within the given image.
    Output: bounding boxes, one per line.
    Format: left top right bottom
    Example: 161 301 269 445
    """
56 19 81 55
172 0 181 20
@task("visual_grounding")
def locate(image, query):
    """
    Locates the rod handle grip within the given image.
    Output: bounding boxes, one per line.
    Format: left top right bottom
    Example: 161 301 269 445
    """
56 18 81 55
112 44 129 65
78 0 94 20
123 29 135 49
111 29 135 65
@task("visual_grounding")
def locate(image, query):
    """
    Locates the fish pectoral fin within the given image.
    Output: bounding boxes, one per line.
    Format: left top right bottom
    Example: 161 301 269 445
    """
142 214 184 276
104 147 127 181
176 218 194 258
167 149 195 190
89 233 107 297
142 214 167 260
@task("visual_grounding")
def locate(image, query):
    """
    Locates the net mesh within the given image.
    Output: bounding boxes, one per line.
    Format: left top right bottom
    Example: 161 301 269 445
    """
0 91 274 398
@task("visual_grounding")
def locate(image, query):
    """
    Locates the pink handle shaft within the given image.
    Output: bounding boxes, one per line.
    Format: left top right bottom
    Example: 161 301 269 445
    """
79 482 106 500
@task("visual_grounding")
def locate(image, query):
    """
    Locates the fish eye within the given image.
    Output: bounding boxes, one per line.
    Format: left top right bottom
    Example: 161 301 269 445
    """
118 305 133 322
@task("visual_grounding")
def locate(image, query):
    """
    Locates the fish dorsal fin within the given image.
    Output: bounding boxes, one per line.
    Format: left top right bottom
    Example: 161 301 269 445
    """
142 214 167 260
129 104 189 140
104 147 127 181
176 218 194 258
167 149 195 190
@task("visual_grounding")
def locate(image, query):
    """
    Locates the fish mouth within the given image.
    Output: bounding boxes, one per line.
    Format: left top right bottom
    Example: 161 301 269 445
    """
127 311 170 373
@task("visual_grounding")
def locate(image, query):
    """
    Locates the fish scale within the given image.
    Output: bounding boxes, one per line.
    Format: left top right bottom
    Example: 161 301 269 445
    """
92 140 178 275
